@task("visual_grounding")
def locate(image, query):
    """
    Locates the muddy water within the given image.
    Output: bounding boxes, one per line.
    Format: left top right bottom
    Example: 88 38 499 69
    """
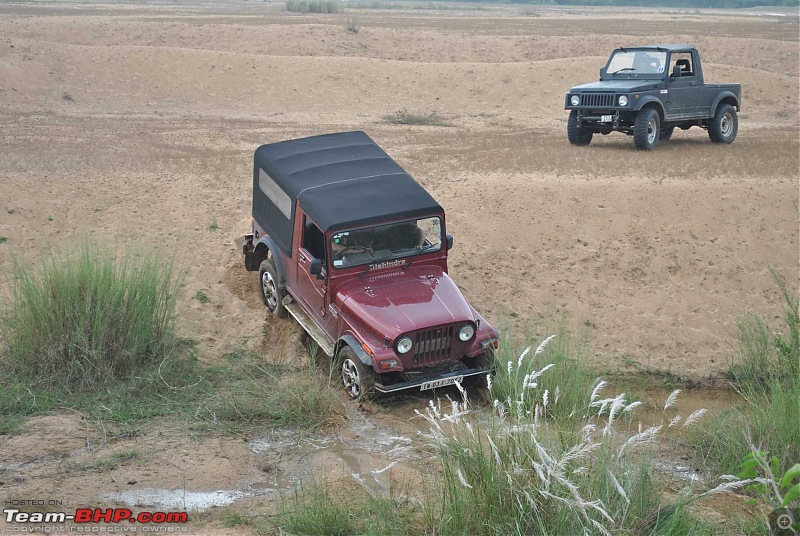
104 403 433 512
104 385 739 512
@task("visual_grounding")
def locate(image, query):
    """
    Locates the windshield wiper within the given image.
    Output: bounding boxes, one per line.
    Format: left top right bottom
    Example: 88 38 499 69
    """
402 245 436 272
609 67 637 74
358 253 396 278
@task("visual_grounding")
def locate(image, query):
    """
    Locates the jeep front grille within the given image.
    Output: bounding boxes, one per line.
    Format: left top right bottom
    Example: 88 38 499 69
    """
580 93 615 108
413 325 454 365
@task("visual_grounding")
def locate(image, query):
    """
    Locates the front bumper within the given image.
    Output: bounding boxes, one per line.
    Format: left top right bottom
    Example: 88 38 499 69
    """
374 361 493 393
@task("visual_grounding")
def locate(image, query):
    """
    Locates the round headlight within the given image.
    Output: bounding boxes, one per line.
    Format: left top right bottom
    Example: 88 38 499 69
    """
396 337 413 354
570 95 580 106
459 325 475 342
618 95 629 106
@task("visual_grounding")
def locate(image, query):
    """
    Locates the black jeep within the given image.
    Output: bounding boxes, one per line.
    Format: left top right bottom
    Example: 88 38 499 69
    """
565 45 741 150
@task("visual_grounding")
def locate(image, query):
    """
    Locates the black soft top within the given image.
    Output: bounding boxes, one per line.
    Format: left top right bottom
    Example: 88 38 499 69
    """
253 131 443 254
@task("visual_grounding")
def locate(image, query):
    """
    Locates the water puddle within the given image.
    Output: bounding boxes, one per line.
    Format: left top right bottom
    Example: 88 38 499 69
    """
247 405 424 494
103 483 277 512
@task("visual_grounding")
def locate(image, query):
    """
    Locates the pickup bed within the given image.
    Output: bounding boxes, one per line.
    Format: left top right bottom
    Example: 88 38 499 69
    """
565 45 741 150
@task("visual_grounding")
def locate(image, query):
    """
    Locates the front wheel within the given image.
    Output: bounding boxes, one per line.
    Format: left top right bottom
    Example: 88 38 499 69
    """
708 104 738 144
634 108 660 151
259 258 287 317
339 346 375 400
567 110 593 146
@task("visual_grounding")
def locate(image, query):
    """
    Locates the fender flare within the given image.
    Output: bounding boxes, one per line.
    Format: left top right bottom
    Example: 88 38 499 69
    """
634 97 665 118
710 91 739 116
337 334 374 368
254 236 286 286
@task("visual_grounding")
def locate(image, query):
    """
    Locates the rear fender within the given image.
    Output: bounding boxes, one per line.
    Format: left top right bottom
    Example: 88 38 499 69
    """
254 236 285 285
710 92 739 115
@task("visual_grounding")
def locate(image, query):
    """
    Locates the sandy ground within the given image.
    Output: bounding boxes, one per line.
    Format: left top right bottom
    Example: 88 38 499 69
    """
0 1 798 532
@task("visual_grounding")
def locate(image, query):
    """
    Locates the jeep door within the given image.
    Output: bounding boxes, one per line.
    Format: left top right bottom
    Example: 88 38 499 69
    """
666 52 699 118
295 215 328 321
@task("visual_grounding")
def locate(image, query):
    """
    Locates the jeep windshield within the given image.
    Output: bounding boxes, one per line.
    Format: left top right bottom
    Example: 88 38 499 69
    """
330 216 443 269
606 50 667 76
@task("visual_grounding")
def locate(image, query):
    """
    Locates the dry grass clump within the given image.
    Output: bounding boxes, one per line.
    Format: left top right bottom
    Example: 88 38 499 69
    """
383 109 452 127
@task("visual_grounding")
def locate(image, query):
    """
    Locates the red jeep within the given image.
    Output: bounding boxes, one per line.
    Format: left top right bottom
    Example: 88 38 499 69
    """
242 131 498 399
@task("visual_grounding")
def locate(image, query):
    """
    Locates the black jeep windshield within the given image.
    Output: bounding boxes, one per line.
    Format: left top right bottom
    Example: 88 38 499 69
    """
331 216 443 269
607 50 667 76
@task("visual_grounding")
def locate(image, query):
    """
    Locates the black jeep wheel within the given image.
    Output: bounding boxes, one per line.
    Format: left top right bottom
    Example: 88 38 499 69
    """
708 104 738 144
567 110 593 146
339 346 375 400
660 126 674 141
258 258 287 317
634 108 660 151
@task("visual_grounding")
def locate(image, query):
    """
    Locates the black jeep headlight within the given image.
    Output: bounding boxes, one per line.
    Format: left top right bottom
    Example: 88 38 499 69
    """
459 324 475 342
570 95 580 106
396 336 413 354
618 95 629 106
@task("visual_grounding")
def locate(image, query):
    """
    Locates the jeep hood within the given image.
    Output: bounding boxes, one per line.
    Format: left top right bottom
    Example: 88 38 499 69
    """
336 265 474 341
571 80 661 92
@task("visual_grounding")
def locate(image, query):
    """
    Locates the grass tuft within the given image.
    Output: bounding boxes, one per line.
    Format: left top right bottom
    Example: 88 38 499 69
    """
277 484 416 535
489 325 598 425
383 109 452 127
1 241 181 390
286 0 342 14
220 510 251 528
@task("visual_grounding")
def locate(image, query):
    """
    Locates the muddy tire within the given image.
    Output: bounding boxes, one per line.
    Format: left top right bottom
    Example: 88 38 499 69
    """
567 110 593 146
708 103 737 144
660 126 674 141
258 258 286 317
634 108 660 151
339 346 375 400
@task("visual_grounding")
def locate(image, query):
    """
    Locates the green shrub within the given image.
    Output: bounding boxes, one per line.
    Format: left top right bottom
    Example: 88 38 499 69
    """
690 273 799 476
1 241 181 390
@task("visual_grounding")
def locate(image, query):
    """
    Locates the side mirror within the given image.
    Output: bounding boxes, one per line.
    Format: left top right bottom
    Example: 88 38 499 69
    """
309 258 323 278
599 67 606 79
446 234 454 251
671 65 682 78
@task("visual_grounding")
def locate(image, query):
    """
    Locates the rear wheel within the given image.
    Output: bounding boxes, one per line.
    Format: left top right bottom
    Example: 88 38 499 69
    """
567 110 593 146
708 104 737 144
634 108 660 151
660 126 674 141
259 258 286 317
339 346 375 400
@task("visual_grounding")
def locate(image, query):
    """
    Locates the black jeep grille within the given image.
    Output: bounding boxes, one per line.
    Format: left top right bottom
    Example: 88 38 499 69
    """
580 93 615 108
413 325 454 365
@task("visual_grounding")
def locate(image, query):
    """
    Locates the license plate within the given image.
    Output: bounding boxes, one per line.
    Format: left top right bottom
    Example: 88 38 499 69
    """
420 376 463 391
601 115 613 123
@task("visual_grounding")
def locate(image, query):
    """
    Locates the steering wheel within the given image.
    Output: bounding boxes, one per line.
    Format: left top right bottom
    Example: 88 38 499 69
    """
334 246 368 260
